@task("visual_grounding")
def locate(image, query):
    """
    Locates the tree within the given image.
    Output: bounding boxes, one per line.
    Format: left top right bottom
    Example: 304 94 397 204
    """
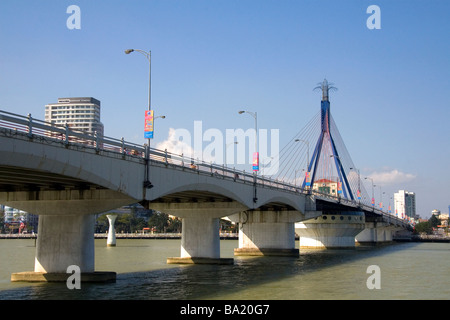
148 212 169 233
414 221 432 235
166 217 182 233
429 214 440 229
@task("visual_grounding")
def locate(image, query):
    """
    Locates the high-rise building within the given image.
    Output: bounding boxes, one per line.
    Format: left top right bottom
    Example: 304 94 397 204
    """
45 97 104 137
394 190 416 219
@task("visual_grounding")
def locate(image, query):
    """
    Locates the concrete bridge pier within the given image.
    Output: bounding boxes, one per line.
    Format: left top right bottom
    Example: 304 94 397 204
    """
11 213 116 282
106 214 117 247
356 222 396 245
34 214 95 273
150 202 245 264
174 215 225 263
230 210 308 257
296 212 365 249
4 189 135 282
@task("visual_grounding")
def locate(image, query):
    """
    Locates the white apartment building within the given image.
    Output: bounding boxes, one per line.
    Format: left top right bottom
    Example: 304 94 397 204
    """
394 190 416 218
45 97 104 136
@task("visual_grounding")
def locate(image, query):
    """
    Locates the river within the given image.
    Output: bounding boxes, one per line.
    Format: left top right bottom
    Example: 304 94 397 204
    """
0 239 449 300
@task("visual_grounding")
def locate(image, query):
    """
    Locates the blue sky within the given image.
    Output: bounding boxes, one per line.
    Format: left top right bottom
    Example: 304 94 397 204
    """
1 0 449 218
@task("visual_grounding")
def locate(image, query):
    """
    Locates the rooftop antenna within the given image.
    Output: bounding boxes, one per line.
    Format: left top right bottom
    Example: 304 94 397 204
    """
314 78 337 101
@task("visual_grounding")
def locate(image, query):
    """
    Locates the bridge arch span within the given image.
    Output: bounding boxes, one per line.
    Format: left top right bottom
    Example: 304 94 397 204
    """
0 133 145 201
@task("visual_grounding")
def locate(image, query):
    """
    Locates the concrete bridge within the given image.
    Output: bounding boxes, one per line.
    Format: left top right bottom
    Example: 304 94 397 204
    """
0 110 411 282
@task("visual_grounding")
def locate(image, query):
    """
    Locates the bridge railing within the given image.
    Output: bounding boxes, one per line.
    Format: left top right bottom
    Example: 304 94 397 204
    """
0 109 412 227
0 110 147 155
147 146 302 193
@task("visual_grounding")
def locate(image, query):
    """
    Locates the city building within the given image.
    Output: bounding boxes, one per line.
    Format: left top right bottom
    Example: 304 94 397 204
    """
312 178 339 197
45 97 104 137
1 205 38 233
438 213 449 227
432 209 441 216
394 190 416 219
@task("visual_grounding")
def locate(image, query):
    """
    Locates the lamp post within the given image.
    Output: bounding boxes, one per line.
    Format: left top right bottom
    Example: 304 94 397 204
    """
238 110 258 174
239 110 258 203
365 177 375 208
350 167 361 203
125 49 151 112
295 139 310 190
154 115 166 139
329 155 342 197
125 48 153 188
295 139 310 171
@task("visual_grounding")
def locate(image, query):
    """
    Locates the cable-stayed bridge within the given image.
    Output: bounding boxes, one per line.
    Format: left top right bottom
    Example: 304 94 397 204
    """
0 81 412 282
272 79 367 203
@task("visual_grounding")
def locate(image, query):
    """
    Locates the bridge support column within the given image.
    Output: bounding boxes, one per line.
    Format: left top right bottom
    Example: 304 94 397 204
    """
150 202 244 265
296 212 365 249
11 214 116 282
4 189 136 282
231 210 303 257
167 215 231 264
34 214 95 273
106 214 117 247
356 222 395 245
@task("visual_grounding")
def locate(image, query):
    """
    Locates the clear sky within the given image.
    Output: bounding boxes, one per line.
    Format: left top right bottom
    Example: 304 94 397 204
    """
1 0 449 218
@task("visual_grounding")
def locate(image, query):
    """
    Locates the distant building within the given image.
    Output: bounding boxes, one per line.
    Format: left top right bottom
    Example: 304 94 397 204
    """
438 213 449 227
394 190 416 219
312 178 339 196
2 206 38 233
45 97 104 137
432 209 441 216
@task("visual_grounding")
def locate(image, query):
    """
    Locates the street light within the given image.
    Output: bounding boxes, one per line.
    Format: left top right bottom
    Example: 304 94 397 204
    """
350 167 361 202
295 139 310 171
365 177 375 208
238 110 258 174
125 48 153 188
295 139 310 189
124 49 151 112
153 115 166 139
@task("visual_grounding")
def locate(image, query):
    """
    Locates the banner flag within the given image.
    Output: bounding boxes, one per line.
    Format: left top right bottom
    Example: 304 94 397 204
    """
144 110 154 139
252 152 259 171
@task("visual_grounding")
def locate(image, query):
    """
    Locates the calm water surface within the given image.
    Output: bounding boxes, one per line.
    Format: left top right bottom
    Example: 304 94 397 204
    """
0 239 449 300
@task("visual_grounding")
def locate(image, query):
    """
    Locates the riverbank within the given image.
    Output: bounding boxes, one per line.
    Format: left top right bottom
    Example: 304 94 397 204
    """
411 234 450 243
2 233 449 242
0 233 239 240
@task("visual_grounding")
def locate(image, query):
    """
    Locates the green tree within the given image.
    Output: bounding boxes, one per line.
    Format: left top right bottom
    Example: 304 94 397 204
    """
148 211 169 233
114 213 149 233
414 221 432 234
95 214 109 233
429 214 440 228
167 217 182 233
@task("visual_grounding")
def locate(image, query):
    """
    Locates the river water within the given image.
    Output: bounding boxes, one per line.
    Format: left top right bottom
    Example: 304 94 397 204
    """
0 239 449 300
